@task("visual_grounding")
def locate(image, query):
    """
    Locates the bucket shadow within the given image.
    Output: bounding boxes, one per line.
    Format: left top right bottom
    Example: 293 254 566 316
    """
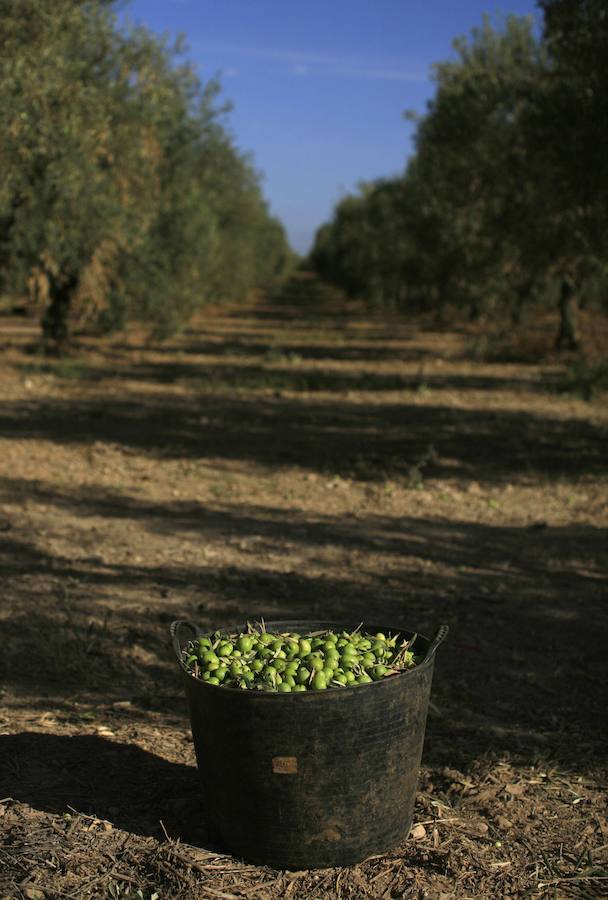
0 732 215 848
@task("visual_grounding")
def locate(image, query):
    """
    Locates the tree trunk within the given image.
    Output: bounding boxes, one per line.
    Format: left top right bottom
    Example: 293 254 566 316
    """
511 278 532 325
433 269 450 325
555 277 579 350
42 272 78 350
468 295 482 322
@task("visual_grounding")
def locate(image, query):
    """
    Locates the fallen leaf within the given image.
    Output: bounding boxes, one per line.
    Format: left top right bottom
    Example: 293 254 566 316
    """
22 887 45 900
96 728 115 738
505 783 526 796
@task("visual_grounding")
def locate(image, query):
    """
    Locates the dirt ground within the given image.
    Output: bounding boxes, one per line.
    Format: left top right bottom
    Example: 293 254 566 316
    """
1 285 607 899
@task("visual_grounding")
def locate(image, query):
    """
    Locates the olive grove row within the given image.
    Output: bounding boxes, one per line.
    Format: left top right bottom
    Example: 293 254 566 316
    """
0 0 294 345
309 2 608 349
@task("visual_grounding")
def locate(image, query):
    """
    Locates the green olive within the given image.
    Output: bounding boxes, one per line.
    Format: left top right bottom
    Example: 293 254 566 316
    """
340 655 357 670
258 633 274 645
312 672 327 690
296 667 311 684
372 665 388 680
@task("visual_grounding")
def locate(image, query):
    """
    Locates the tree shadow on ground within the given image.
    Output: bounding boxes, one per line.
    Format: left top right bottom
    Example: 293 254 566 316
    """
1 500 606 771
102 339 434 365
38 360 558 395
0 391 605 484
1 475 606 588
0 732 210 846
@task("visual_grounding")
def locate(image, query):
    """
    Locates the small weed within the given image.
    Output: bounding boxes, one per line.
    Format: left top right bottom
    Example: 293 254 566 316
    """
20 358 90 380
349 455 379 481
488 498 500 510
348 455 393 482
406 445 436 489
263 347 286 364
468 333 490 360
53 358 90 380
264 348 303 365
211 481 233 499
559 355 608 401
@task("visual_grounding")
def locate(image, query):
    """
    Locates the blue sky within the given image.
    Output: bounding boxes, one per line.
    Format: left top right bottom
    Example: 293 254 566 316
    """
124 0 541 254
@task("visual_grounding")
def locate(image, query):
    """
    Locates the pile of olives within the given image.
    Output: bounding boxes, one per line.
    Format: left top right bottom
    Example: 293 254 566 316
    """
183 626 421 692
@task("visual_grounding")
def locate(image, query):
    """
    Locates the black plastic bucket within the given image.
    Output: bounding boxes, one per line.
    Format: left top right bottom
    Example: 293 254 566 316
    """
171 619 448 869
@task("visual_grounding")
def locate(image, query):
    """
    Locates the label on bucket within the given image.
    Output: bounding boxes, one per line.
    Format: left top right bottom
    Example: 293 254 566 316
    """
272 756 298 775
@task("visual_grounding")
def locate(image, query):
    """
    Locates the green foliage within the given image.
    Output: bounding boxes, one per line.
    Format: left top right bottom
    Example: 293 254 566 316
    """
0 0 292 345
310 177 417 309
309 7 608 346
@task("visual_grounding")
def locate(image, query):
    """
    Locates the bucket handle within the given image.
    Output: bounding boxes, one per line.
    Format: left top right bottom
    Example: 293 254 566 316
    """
424 625 449 662
171 619 201 664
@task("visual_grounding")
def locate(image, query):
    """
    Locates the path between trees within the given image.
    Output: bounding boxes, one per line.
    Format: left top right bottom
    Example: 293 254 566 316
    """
1 296 607 897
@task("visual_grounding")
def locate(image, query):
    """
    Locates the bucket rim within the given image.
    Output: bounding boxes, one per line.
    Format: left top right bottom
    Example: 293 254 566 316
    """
171 618 448 697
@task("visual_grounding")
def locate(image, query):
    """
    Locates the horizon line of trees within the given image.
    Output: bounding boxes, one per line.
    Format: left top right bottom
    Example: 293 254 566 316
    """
0 0 295 347
309 0 608 351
